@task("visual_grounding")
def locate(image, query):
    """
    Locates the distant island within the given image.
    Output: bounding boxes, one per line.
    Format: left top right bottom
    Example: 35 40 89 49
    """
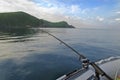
0 11 74 28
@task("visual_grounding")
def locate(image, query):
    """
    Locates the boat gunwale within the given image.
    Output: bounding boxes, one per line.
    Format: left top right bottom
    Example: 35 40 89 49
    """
57 56 120 80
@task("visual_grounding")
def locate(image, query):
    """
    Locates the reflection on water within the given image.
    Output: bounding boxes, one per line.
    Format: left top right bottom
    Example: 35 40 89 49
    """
0 28 120 80
0 27 39 36
0 54 80 80
0 28 39 43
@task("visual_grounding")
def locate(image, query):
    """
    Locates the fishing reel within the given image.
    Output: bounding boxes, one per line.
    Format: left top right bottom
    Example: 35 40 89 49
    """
81 58 90 69
80 57 113 80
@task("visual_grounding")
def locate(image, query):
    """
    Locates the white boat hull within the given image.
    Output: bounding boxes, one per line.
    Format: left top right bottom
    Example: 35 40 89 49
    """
57 57 120 80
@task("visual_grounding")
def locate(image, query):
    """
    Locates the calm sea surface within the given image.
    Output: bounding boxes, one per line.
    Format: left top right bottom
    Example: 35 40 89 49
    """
0 28 120 80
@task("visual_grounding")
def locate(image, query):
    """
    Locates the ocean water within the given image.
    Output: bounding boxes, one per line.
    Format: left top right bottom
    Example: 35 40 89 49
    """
0 28 120 80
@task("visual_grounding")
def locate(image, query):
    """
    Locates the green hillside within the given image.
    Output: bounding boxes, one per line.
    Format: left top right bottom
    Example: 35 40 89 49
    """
43 20 74 28
0 12 74 28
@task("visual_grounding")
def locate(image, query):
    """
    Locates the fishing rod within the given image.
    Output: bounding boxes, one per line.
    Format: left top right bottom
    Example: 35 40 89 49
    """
40 29 113 80
40 29 86 59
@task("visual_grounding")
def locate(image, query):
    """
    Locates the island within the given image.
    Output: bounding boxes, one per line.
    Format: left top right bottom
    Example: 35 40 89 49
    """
0 11 74 29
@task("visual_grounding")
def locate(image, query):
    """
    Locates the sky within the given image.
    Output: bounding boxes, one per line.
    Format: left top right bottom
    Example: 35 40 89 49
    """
0 0 120 28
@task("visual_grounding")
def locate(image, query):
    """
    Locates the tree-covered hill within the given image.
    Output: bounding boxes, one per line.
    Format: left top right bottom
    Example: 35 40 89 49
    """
0 12 74 28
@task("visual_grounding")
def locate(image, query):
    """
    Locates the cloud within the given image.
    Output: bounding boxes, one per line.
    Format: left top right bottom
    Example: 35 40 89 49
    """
116 11 120 14
71 5 80 13
96 16 104 21
115 18 120 21
0 0 40 14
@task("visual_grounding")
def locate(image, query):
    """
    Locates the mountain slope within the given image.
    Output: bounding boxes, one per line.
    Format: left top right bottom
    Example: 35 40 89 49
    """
0 12 74 28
